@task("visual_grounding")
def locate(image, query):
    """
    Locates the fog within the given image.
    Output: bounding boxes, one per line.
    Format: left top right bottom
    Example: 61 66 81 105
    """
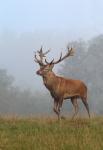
0 0 103 115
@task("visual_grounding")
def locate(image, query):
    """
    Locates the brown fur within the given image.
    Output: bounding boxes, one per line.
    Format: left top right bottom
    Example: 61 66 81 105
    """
37 67 90 120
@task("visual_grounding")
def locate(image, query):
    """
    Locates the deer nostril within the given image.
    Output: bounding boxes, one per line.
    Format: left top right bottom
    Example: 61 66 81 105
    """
36 70 42 75
36 70 40 75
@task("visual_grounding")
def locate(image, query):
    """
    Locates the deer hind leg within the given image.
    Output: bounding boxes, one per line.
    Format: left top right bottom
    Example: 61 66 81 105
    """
71 97 79 119
81 97 90 118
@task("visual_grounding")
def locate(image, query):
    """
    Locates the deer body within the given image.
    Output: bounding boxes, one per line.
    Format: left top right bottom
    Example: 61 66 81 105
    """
43 72 87 100
35 47 90 119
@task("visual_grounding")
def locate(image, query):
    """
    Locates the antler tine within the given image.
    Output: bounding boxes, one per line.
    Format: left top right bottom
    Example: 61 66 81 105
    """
45 58 49 64
45 58 54 64
67 47 74 56
34 46 45 66
45 52 62 65
37 46 42 52
34 52 44 66
34 47 51 66
51 47 74 65
58 52 62 61
38 47 51 60
34 52 38 63
34 52 38 62
44 49 50 55
34 47 74 66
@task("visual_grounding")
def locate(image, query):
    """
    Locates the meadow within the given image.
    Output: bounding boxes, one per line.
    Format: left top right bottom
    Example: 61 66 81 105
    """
0 116 103 150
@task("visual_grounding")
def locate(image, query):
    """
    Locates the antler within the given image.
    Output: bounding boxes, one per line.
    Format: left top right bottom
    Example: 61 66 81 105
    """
34 46 50 66
45 47 74 65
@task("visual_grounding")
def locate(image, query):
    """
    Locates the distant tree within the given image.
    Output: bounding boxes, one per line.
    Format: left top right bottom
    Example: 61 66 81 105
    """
59 39 88 81
0 69 51 115
0 69 14 90
0 69 14 112
86 35 103 114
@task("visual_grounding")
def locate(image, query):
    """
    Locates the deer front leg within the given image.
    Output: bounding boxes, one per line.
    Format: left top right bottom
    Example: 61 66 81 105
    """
71 97 79 119
59 98 66 120
53 99 62 121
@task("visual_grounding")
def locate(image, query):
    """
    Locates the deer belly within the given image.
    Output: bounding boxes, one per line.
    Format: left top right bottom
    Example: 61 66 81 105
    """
63 92 79 99
64 93 72 99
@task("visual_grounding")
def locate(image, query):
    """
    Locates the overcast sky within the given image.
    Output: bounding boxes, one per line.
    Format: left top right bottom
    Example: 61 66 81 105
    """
0 0 103 91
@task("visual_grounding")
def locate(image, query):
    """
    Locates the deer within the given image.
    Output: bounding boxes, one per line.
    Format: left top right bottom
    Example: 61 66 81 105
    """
34 47 90 120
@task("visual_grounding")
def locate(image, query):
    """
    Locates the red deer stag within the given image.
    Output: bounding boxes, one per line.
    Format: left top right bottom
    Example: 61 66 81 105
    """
34 47 90 120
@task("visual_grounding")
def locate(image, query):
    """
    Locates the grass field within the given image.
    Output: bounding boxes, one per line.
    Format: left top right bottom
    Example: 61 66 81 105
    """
0 116 103 150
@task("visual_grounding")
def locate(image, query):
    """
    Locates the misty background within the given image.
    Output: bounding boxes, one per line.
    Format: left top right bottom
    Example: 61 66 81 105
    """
0 0 103 115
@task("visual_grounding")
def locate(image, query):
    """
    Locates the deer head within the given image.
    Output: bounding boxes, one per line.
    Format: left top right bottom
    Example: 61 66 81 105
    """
35 47 74 77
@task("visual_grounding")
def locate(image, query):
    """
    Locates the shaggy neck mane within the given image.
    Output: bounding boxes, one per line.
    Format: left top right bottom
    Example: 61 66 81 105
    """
42 71 57 90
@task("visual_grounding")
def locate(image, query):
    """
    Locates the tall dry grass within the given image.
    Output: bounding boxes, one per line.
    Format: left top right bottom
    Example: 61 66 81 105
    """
0 115 102 150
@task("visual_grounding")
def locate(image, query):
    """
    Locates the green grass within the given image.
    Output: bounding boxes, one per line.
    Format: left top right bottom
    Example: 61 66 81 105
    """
0 116 103 150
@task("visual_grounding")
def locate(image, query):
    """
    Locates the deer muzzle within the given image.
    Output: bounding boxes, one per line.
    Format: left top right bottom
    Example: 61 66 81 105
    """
36 70 42 75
